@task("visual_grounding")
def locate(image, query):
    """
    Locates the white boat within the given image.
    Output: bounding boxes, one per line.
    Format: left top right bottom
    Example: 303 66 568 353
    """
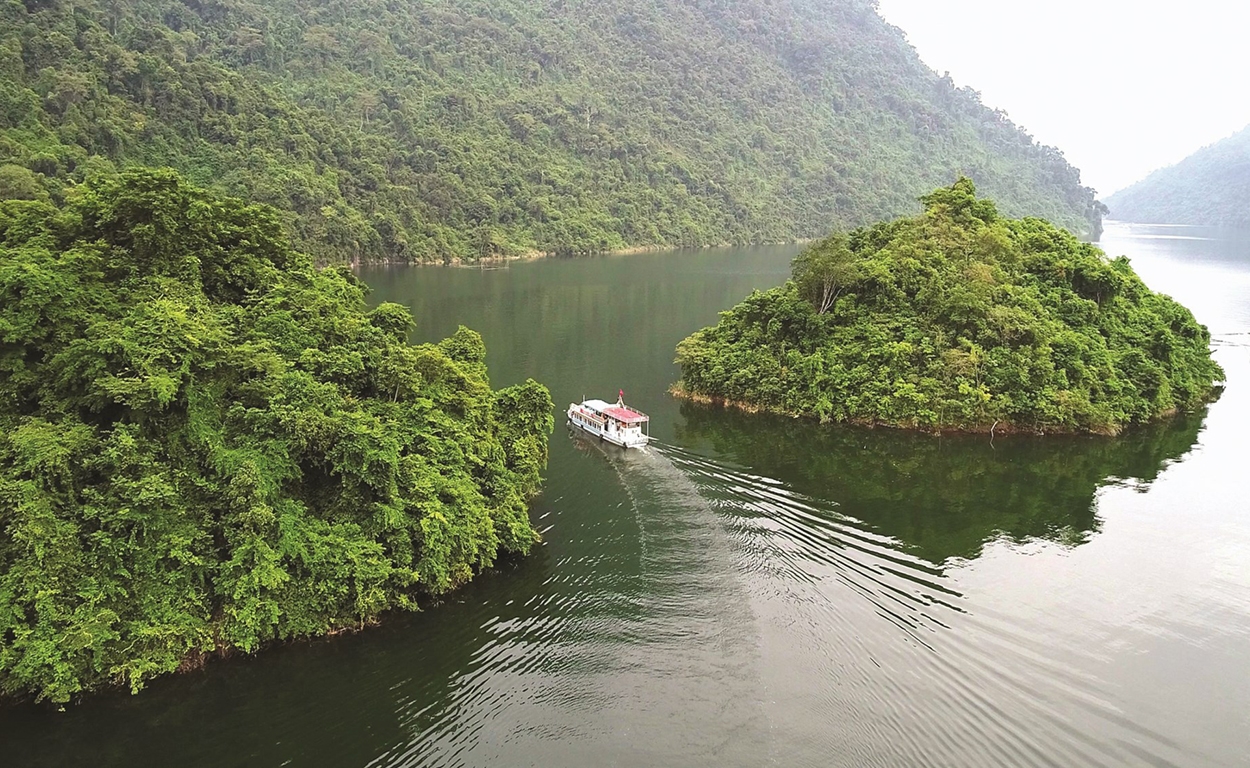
567 393 651 449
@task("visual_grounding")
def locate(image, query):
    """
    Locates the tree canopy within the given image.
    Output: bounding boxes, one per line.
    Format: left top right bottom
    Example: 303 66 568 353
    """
0 0 1103 262
674 179 1223 434
0 169 553 703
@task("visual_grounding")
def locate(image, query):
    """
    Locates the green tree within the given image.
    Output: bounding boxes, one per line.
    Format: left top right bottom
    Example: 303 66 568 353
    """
792 232 857 314
0 170 554 703
674 180 1224 435
0 0 1104 263
0 165 47 201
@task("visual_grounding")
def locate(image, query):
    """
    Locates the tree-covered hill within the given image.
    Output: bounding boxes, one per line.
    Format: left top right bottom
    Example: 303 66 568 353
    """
1103 125 1250 225
0 169 553 703
674 180 1223 435
0 0 1102 262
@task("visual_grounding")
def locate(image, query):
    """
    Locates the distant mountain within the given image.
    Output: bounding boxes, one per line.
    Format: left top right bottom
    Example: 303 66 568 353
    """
1104 126 1250 225
0 0 1103 262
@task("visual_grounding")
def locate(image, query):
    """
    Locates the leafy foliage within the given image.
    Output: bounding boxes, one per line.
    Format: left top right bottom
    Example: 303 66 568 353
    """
1104 124 1250 225
0 0 1102 262
0 169 553 703
675 179 1224 434
791 233 856 315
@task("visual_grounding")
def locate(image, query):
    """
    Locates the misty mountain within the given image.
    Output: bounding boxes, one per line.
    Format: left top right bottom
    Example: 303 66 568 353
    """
0 0 1102 262
1104 126 1250 226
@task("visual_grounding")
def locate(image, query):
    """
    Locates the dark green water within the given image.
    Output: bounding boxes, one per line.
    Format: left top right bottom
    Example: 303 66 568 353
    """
4 229 1249 766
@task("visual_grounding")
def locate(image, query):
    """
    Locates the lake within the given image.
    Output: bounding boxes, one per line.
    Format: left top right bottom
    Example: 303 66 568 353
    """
3 225 1248 767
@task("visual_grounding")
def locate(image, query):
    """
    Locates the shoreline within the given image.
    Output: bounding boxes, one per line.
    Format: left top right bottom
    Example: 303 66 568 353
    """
0 552 534 709
346 239 814 269
666 383 1170 438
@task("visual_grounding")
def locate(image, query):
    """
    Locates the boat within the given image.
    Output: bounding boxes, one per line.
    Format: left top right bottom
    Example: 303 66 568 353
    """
566 391 650 448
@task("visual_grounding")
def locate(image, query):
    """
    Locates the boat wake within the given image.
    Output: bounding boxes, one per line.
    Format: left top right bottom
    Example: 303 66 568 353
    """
396 431 772 766
646 441 1222 768
381 431 1223 767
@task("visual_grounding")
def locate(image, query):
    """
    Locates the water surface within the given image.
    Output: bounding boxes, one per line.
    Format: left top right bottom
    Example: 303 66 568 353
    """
4 231 1249 767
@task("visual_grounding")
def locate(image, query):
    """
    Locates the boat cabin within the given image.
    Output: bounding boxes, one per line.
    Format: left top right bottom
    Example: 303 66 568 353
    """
567 397 650 448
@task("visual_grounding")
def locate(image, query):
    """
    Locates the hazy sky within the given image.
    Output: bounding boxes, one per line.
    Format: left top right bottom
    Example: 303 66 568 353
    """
875 1 1250 197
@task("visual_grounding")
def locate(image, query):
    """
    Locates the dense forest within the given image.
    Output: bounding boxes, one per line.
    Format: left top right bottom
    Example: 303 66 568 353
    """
674 179 1223 434
1104 125 1250 226
0 0 1103 262
0 170 553 703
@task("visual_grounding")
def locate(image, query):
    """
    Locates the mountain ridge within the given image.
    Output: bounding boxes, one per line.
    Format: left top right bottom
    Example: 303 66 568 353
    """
1104 126 1250 225
0 0 1104 262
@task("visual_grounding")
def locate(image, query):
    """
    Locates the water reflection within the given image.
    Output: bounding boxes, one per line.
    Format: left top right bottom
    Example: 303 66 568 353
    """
1100 223 1250 335
1103 222 1250 269
0 552 556 768
657 400 1229 768
674 402 1207 565
3 232 1245 768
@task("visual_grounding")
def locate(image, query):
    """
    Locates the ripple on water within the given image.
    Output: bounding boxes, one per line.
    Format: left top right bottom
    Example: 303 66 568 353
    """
381 441 771 767
656 442 1217 767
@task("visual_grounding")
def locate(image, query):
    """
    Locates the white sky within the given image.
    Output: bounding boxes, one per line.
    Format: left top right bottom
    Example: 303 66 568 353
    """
875 0 1250 196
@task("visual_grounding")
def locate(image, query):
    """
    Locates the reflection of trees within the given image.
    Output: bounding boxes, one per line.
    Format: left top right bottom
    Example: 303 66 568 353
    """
361 248 797 400
676 402 1206 565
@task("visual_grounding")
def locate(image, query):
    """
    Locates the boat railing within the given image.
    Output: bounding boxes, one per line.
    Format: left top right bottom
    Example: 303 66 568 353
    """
577 401 649 424
621 407 649 421
573 407 607 426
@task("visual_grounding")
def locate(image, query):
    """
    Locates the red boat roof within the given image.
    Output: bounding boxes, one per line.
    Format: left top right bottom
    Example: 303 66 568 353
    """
601 405 648 424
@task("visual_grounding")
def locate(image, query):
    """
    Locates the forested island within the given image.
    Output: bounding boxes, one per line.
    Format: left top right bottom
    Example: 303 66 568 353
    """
0 0 1103 262
0 170 553 703
1103 125 1250 226
674 180 1224 435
